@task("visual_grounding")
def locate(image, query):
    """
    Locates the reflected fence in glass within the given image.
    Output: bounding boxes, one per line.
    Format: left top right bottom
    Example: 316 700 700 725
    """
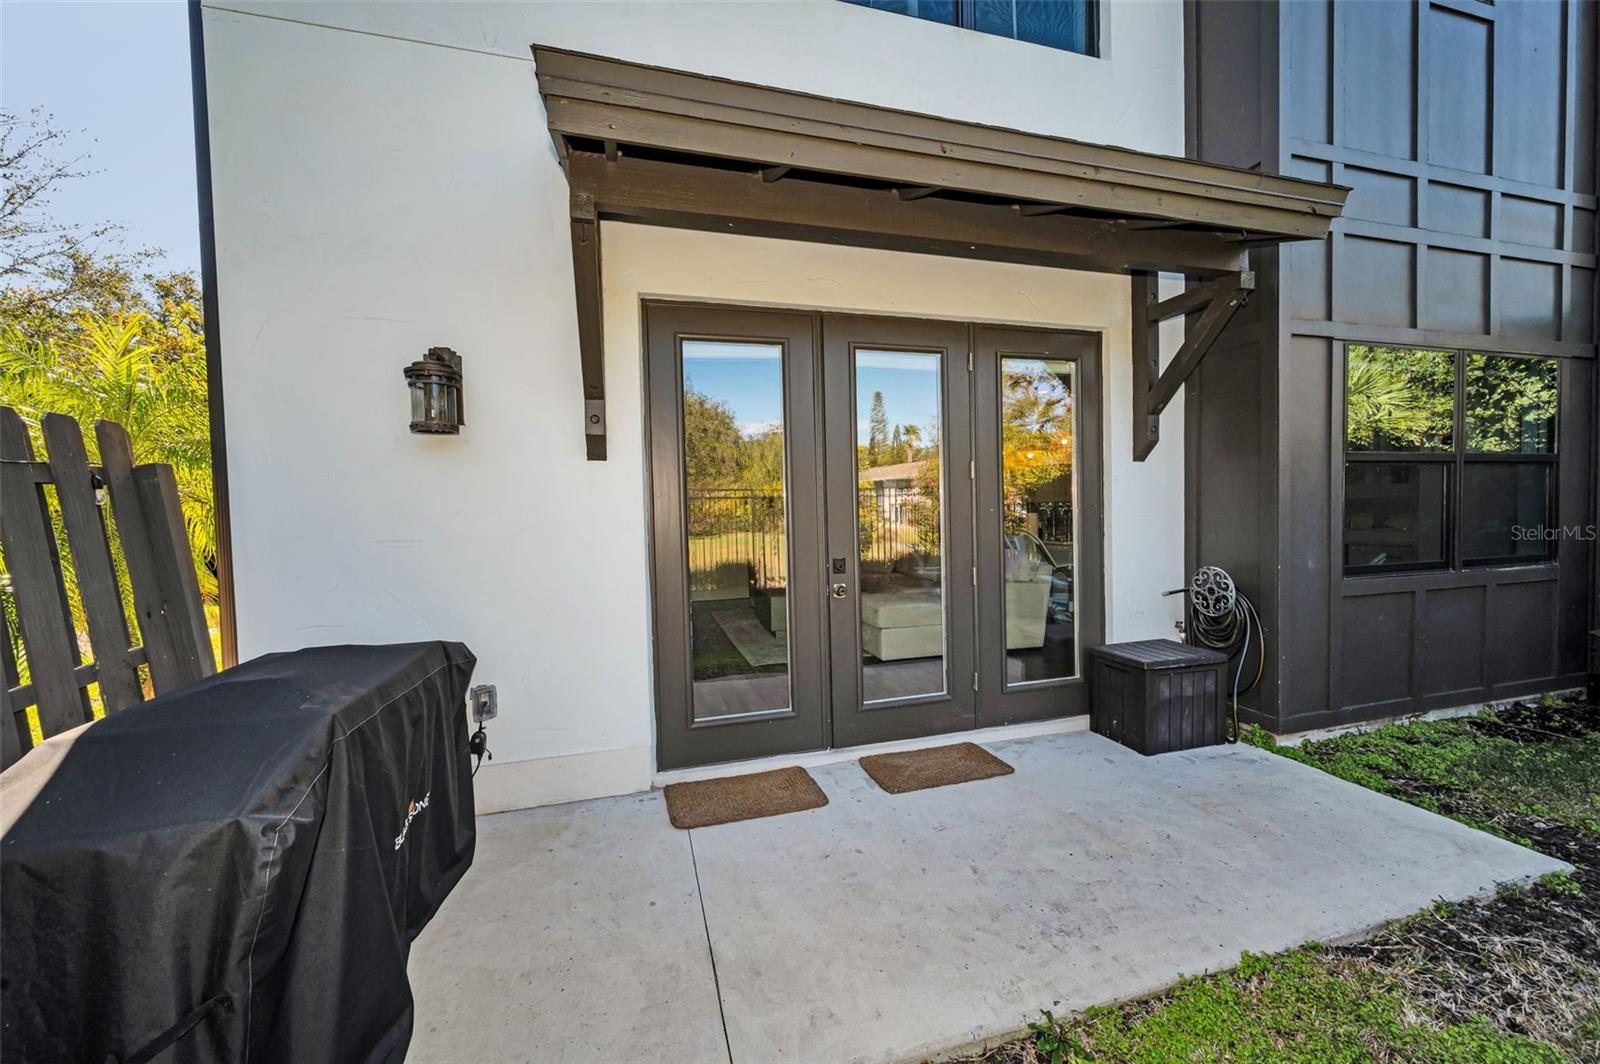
681 340 793 722
854 348 946 704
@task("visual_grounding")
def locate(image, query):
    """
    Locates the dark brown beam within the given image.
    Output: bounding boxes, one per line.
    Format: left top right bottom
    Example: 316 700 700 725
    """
534 46 1348 240
1131 273 1162 460
1147 271 1255 415
603 139 620 162
1147 282 1220 322
1122 219 1195 231
570 189 606 461
548 93 1335 238
1133 271 1254 460
569 154 1249 277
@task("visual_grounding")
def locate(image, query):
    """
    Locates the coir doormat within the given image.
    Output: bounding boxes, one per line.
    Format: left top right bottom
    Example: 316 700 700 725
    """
663 766 828 829
859 742 1014 794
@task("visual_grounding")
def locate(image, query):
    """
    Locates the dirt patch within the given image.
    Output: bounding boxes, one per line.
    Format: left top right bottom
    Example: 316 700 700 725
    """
1333 789 1600 1060
1469 698 1600 743
1291 697 1600 1061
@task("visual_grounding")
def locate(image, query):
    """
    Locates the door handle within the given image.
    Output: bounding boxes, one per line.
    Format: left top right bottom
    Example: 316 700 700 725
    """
830 582 849 599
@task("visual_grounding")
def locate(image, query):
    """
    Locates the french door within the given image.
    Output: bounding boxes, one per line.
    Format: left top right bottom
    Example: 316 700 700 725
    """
647 303 1101 770
822 315 976 747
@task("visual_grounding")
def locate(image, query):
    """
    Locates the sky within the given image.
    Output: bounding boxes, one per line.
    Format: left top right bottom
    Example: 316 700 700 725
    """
684 342 942 448
2 1 200 276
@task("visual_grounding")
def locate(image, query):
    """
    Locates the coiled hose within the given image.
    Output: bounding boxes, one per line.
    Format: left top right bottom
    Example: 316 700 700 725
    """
1177 566 1265 743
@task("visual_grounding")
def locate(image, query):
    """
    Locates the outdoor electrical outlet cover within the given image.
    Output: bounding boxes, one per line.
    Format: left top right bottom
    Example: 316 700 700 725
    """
470 684 498 722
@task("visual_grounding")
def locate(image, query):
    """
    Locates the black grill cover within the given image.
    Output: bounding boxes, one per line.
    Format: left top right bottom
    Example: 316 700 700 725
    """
0 642 477 1064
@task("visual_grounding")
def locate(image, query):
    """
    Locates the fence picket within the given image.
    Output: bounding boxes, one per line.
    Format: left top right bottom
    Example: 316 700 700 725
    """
0 409 220 765
1 628 25 768
132 465 215 683
40 414 144 713
95 420 184 692
0 408 92 739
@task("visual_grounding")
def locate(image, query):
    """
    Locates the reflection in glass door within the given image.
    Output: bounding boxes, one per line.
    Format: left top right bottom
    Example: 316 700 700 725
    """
998 356 1077 685
681 340 792 721
854 349 947 703
974 326 1102 726
825 317 976 748
650 306 1102 769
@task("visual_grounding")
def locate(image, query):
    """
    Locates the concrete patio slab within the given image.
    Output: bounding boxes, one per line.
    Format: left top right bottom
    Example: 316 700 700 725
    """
406 791 728 1064
406 731 1567 1064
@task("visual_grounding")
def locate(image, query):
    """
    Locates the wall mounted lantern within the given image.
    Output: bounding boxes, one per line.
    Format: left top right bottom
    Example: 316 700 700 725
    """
403 347 464 434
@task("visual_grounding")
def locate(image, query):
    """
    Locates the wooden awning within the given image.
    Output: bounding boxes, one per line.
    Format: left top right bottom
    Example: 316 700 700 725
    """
533 46 1348 460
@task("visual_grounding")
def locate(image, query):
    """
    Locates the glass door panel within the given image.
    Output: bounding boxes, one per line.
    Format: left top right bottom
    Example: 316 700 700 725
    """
647 304 826 771
824 316 975 748
999 356 1077 685
973 326 1102 727
681 340 792 721
651 306 1102 768
855 349 947 703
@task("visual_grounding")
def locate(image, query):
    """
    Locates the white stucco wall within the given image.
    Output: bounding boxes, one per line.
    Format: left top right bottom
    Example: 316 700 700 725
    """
201 0 1188 811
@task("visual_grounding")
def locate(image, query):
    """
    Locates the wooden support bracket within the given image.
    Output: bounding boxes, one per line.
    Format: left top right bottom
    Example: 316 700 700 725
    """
570 189 607 461
1132 269 1254 461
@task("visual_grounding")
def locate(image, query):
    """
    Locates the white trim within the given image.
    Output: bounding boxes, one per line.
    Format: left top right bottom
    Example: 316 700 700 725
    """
473 744 653 815
652 714 1089 788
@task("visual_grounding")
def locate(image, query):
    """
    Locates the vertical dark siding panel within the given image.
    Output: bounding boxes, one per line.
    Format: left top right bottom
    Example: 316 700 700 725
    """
1194 0 1264 169
1426 8 1490 174
1286 0 1331 143
1496 0 1565 188
1576 0 1597 194
1419 586 1486 697
1424 250 1490 333
1280 335 1332 717
1189 0 1598 731
1338 0 1415 159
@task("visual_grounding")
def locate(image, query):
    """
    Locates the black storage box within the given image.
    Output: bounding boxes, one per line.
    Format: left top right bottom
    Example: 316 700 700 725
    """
1 642 477 1064
1087 639 1229 754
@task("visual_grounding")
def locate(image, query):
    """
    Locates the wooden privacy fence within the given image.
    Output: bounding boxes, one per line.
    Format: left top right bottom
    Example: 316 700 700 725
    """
0 407 215 769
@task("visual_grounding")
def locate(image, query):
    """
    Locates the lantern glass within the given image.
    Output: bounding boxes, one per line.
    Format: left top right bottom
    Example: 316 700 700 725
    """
438 380 459 426
404 348 463 433
409 379 431 426
410 378 458 433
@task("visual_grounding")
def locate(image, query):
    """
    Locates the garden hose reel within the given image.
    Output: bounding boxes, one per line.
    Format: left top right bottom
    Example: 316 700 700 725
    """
1165 565 1266 743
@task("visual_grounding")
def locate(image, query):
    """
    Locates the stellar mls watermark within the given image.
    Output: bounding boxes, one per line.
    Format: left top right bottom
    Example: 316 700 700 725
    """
1513 524 1599 542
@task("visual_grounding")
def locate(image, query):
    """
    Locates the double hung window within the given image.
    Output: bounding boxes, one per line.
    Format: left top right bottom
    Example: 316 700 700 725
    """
1343 345 1559 574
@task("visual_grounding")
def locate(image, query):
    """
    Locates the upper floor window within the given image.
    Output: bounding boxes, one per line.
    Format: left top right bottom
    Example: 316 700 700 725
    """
843 0 1098 57
1342 344 1560 575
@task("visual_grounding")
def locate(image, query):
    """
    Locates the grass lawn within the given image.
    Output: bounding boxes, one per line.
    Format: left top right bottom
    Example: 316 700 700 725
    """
962 695 1600 1064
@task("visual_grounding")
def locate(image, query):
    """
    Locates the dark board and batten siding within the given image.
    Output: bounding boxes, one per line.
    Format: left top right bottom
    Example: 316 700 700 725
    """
1186 0 1598 731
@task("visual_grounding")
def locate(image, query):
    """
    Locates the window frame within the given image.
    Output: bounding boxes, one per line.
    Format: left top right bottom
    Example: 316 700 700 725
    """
841 0 1101 58
1341 344 1560 577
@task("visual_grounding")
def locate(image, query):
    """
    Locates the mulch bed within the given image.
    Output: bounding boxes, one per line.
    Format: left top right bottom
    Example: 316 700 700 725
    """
1329 701 1600 1061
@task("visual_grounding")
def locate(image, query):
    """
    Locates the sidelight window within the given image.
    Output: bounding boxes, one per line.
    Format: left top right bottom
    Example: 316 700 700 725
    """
1343 344 1559 574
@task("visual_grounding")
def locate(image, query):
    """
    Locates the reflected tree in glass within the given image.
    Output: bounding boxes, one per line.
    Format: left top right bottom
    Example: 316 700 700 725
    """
855 349 945 702
1466 354 1558 454
1345 345 1455 452
1000 357 1076 684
